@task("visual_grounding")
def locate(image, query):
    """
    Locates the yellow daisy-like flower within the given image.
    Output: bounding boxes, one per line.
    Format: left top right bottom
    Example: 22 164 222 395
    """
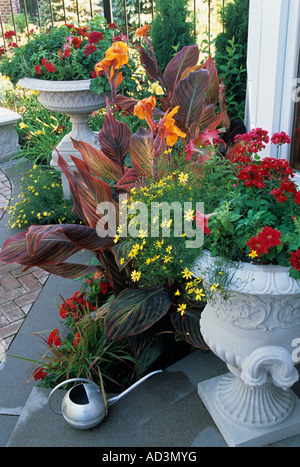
177 303 187 316
210 283 219 292
249 250 258 258
131 270 141 282
175 289 180 296
166 245 172 253
161 219 172 228
182 267 193 280
145 258 151 265
156 240 164 248
114 234 120 243
178 172 188 184
120 257 125 265
195 288 206 301
163 255 172 263
184 209 194 222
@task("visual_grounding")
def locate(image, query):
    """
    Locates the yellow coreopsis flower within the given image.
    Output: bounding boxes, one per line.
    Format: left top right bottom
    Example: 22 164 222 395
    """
177 303 187 316
131 270 141 282
182 267 193 280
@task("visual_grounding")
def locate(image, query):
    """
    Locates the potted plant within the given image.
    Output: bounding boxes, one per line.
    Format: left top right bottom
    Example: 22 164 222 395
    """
0 17 135 196
0 31 226 366
188 128 300 446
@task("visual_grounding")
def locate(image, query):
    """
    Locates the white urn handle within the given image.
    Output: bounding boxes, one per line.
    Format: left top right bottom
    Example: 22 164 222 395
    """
241 345 299 391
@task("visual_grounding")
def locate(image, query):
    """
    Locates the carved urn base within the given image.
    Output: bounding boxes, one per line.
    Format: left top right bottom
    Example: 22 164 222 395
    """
18 78 108 198
192 252 300 447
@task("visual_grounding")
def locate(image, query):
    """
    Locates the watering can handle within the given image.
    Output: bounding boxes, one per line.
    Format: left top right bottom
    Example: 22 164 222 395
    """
48 378 100 415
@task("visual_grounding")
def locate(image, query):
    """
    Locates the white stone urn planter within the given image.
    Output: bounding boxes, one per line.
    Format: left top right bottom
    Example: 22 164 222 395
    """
192 251 300 447
18 78 107 197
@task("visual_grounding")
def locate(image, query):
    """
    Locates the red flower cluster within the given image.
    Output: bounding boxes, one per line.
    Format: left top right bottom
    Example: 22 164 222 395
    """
58 291 95 320
84 44 97 57
88 31 103 44
271 131 291 146
33 366 47 381
246 226 282 257
73 332 81 348
34 57 56 75
47 328 62 347
233 127 269 154
291 250 300 271
4 30 16 39
0 47 6 56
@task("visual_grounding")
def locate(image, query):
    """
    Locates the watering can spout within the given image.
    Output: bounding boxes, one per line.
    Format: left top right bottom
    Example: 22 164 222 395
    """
108 370 163 406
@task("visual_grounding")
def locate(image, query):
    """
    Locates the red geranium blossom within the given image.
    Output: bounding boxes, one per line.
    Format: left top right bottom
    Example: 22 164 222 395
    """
84 44 97 57
4 30 16 39
88 31 103 44
108 22 118 29
34 64 41 74
45 62 56 72
71 37 82 48
271 131 291 146
291 250 300 271
47 329 61 347
33 366 47 381
41 58 48 66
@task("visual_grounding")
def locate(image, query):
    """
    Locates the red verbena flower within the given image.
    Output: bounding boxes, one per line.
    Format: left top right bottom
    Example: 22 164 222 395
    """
291 250 300 271
108 23 118 29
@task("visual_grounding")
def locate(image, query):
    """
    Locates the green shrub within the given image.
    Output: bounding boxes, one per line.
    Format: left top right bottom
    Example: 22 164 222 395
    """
214 0 249 120
150 0 194 72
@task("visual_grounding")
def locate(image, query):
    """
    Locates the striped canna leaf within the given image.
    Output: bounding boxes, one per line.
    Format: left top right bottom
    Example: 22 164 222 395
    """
171 69 210 129
71 139 123 182
99 102 131 167
104 286 172 340
171 306 208 349
201 56 220 105
163 44 199 92
130 127 154 178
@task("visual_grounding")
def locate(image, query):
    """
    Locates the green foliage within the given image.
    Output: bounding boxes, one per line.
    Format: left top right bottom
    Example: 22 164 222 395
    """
150 0 195 72
214 0 249 120
7 165 79 229
32 288 137 392
15 91 71 165
0 16 119 84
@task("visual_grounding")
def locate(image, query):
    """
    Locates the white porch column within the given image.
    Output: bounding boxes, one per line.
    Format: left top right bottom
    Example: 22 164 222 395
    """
245 0 300 161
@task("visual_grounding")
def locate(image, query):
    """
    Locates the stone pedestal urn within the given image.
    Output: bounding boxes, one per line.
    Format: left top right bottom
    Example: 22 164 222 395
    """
18 78 107 197
192 251 300 447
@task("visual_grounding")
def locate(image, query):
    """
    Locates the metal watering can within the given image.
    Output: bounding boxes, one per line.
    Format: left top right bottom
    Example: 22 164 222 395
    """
48 370 162 430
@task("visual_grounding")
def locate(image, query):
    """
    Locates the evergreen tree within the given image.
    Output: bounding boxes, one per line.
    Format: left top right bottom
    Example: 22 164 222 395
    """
150 0 194 72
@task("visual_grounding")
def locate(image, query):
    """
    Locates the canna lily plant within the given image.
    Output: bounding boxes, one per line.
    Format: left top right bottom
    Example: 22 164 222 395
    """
0 32 230 363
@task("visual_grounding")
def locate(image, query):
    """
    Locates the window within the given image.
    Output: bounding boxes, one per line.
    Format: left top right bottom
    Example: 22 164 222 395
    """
292 51 300 171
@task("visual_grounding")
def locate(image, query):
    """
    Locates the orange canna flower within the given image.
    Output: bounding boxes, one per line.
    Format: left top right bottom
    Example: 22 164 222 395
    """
134 95 157 132
95 41 129 78
160 106 186 147
136 25 150 37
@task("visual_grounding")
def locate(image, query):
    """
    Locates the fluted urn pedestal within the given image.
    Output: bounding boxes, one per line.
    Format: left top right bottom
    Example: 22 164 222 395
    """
192 252 300 447
18 78 107 198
